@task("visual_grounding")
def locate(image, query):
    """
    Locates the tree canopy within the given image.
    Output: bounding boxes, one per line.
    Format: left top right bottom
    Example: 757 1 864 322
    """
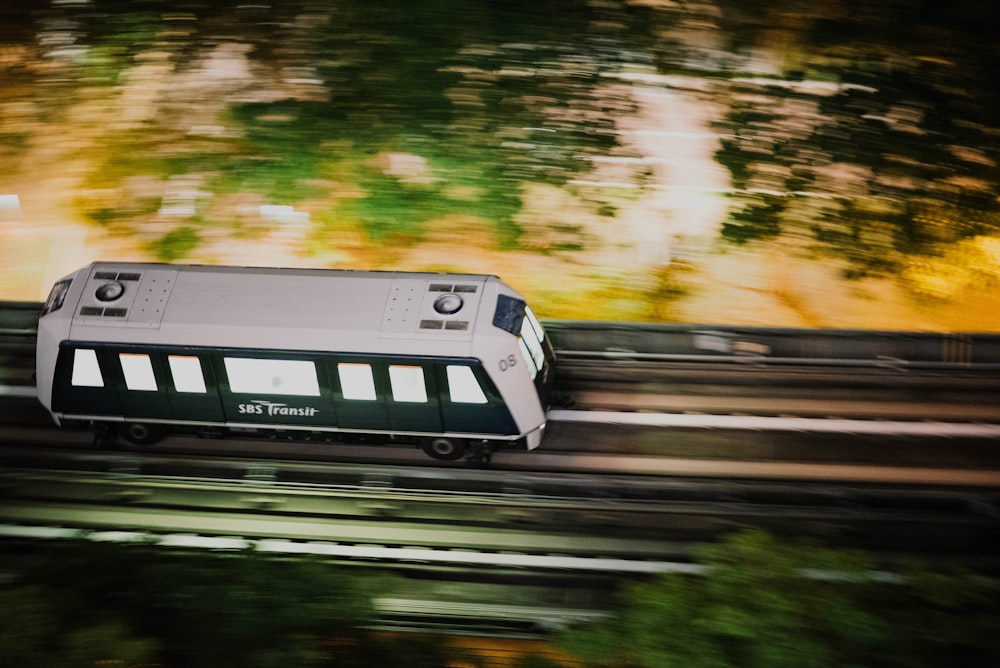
559 529 1000 668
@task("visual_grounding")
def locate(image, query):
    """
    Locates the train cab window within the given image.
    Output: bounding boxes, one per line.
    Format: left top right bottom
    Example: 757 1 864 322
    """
42 278 72 315
446 365 488 404
224 357 320 396
492 294 525 335
338 363 377 401
518 339 539 380
389 365 428 403
71 348 104 387
168 355 207 393
525 307 546 349
119 353 158 391
520 314 545 372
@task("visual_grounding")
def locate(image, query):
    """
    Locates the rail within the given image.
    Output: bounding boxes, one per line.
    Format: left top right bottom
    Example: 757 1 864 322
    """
544 320 1000 369
2 447 997 565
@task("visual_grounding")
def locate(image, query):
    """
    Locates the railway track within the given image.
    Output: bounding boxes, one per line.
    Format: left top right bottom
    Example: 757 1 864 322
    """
3 302 999 635
2 444 997 569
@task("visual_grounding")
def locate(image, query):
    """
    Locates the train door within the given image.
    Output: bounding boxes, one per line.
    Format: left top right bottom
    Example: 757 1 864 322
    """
330 357 389 431
113 350 174 420
162 352 225 423
214 354 332 428
383 362 442 434
106 349 225 423
51 345 122 418
437 363 518 436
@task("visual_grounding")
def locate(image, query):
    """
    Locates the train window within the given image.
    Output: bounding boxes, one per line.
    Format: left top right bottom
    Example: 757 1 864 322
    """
71 349 104 387
389 365 428 403
224 358 320 396
338 363 377 401
520 316 545 371
119 353 158 391
518 338 539 380
168 355 207 394
446 365 488 404
42 278 72 315
492 294 525 335
525 307 545 345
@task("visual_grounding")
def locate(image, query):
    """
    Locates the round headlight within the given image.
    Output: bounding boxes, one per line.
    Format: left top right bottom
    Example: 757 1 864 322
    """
95 281 125 302
433 293 463 315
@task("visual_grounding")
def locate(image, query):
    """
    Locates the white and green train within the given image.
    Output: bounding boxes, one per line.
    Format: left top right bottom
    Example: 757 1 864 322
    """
36 263 555 462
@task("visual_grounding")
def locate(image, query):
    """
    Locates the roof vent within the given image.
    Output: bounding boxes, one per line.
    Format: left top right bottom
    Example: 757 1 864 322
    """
420 319 469 331
79 306 127 317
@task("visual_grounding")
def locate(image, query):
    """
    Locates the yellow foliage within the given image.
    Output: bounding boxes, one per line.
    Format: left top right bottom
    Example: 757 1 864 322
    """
902 235 1000 300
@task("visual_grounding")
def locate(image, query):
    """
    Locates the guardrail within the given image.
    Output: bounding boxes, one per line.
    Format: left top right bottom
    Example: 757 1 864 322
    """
544 320 1000 369
0 301 39 389
0 300 40 338
2 448 997 555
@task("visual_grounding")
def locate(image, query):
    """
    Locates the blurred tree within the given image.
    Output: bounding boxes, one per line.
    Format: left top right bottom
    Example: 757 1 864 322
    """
60 619 159 668
558 529 1000 668
876 562 1000 666
0 585 158 668
0 586 58 668
149 225 201 261
127 550 378 668
4 541 383 668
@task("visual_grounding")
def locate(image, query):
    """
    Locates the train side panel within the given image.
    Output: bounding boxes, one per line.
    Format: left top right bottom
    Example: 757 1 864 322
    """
49 342 521 441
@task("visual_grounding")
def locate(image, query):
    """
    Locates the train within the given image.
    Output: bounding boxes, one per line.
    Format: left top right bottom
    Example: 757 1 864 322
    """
35 262 555 464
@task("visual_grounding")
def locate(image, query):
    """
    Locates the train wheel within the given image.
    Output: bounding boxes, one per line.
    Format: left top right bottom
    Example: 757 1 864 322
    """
121 422 163 446
421 437 465 461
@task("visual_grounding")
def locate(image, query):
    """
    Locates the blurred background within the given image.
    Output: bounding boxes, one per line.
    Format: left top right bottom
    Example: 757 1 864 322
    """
2 0 998 329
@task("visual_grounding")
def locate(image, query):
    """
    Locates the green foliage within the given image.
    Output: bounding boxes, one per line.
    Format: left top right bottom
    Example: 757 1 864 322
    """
86 207 118 226
223 101 347 202
0 131 29 154
710 3 1000 277
14 0 1000 320
645 264 691 321
0 586 58 667
32 0 643 261
1 541 383 668
78 11 163 83
345 173 440 244
873 563 1000 666
60 619 159 668
149 225 200 261
722 195 785 245
558 529 1000 668
0 585 158 668
135 552 374 668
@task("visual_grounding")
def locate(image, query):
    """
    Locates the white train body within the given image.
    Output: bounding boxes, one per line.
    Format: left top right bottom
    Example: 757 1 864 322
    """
36 263 554 459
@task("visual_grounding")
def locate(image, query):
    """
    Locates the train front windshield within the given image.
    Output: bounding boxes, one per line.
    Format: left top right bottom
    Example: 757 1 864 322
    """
492 295 555 404
519 306 555 404
518 307 546 380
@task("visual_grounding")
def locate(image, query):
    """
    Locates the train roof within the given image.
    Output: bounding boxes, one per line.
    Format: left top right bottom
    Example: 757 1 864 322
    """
57 263 522 356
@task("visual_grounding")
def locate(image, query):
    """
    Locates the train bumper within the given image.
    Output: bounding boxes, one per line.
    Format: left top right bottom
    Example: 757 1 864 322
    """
524 424 544 450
